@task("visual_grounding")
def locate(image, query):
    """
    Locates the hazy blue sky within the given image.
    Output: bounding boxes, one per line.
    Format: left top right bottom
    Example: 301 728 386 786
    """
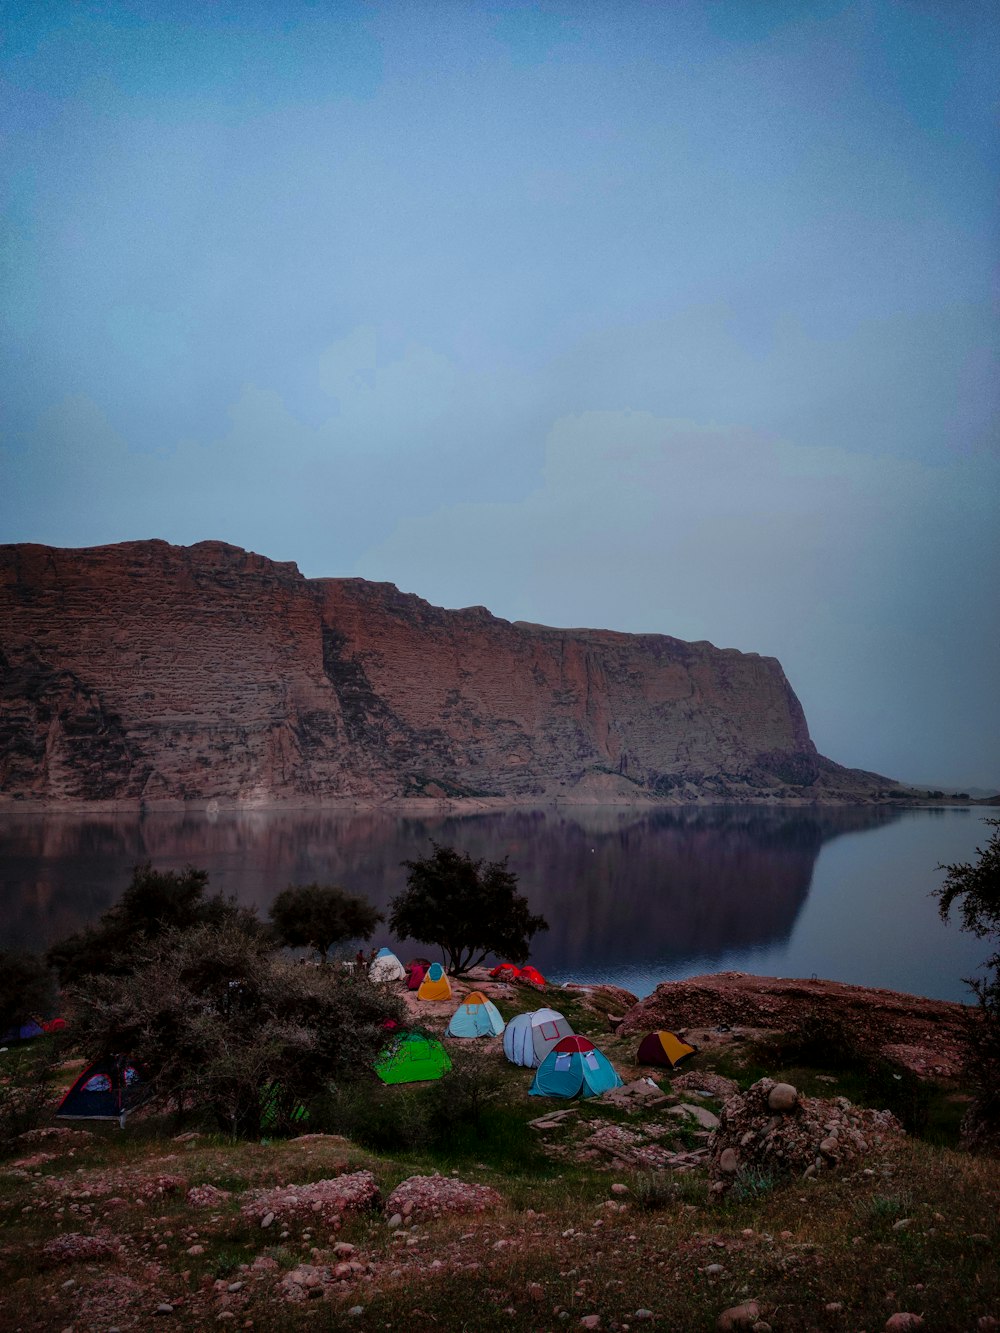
2 1 998 788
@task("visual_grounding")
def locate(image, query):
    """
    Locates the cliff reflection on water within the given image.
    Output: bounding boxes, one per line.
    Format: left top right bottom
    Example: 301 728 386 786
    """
2 804 910 995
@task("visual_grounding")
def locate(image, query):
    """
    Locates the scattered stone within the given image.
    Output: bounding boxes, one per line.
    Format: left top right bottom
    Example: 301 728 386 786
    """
635 1312 654 1322
41 1232 123 1267
672 1072 739 1101
384 1174 502 1221
155 1304 174 1316
718 1149 739 1174
610 1183 628 1195
243 1173 379 1232
885 1316 924 1332
387 1213 403 1228
187 1244 205 1256
601 1079 669 1110
705 1263 725 1276
716 1301 761 1331
892 1218 913 1231
580 1317 601 1330
348 1308 364 1318
187 1185 232 1209
528 1283 545 1301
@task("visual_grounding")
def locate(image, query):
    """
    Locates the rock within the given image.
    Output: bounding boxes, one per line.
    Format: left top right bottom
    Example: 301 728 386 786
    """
672 1072 740 1101
767 1083 798 1112
187 1244 205 1256
387 1213 403 1228
635 1313 654 1323
155 1304 174 1316
705 1263 725 1276
707 1078 903 1191
668 1103 720 1130
243 1173 379 1231
384 1175 502 1221
0 539 860 807
885 1316 924 1331
581 1318 601 1330
41 1232 122 1267
348 1309 364 1318
527 1283 545 1301
892 1218 913 1231
610 1183 629 1195
187 1185 231 1208
716 1302 760 1331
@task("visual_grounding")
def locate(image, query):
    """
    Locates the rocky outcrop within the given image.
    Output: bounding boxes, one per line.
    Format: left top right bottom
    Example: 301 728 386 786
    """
619 972 968 1077
0 540 891 808
707 1077 904 1190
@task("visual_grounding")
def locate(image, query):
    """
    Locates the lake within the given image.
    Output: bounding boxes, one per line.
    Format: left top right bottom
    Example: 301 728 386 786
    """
0 805 992 1002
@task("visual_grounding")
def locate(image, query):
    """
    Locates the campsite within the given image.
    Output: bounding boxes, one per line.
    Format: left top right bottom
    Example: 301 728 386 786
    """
1 961 999 1332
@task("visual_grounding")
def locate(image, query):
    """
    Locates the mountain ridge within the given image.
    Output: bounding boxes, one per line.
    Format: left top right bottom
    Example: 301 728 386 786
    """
0 539 896 809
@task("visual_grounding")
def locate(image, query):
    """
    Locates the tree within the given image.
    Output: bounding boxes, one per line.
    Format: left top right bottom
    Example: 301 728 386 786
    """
389 842 548 975
269 883 382 961
936 818 1000 1153
935 819 1000 943
47 864 262 985
0 950 56 1033
67 920 404 1138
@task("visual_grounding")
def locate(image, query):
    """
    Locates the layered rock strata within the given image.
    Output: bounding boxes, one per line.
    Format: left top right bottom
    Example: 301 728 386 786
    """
0 540 886 808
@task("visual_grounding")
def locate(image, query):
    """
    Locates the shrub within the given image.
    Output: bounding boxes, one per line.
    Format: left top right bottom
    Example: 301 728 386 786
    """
66 921 405 1138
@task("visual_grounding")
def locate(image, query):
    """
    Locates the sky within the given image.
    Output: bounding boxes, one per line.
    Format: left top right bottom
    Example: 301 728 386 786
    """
2 0 998 790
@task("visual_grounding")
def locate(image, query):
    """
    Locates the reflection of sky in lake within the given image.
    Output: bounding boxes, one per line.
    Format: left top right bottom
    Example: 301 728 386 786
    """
0 806 989 1003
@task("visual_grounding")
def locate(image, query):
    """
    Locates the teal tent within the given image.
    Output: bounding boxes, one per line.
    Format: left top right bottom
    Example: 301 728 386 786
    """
529 1034 623 1100
446 991 505 1038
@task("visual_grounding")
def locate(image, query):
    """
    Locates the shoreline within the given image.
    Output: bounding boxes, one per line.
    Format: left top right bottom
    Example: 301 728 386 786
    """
0 794 991 816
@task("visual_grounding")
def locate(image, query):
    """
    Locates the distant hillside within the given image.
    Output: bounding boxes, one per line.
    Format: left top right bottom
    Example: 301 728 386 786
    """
0 540 897 809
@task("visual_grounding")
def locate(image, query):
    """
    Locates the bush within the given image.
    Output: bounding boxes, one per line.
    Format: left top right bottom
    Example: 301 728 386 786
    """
0 950 56 1033
48 864 263 985
0 1044 60 1157
66 921 405 1138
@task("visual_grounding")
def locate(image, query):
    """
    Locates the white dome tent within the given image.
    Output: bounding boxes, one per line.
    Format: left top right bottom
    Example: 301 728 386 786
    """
503 1007 574 1067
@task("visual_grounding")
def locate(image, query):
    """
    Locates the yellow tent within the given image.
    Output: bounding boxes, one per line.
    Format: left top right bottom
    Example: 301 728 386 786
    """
635 1030 698 1069
416 962 452 1002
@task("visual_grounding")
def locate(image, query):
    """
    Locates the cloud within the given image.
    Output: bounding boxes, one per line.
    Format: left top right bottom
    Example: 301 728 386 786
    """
355 410 1000 787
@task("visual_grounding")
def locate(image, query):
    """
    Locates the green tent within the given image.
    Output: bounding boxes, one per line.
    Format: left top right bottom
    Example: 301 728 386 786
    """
374 1031 451 1085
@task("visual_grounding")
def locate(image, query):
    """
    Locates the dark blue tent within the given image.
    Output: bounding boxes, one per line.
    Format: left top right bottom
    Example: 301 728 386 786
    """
57 1056 148 1127
1 1020 45 1044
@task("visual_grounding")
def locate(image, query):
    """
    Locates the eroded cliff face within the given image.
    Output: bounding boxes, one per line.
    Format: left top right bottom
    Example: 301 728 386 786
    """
0 540 880 808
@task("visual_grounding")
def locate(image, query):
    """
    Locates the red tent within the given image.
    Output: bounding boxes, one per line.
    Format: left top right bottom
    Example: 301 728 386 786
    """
489 963 521 981
405 960 430 991
518 965 547 988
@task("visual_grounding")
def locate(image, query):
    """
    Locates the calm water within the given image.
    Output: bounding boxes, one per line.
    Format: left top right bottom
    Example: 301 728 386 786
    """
0 805 991 1002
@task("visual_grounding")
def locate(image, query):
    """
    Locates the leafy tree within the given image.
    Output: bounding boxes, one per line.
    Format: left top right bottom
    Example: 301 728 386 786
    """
269 883 382 961
0 950 56 1033
47 864 262 985
936 819 1000 943
67 920 404 1138
936 818 1000 1153
389 842 547 975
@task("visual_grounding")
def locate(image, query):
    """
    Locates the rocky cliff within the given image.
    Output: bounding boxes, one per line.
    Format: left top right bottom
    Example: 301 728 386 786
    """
0 540 887 808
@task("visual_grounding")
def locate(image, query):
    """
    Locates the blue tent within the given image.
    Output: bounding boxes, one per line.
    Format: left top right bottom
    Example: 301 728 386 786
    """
1 1019 45 1044
446 991 505 1038
529 1035 623 1100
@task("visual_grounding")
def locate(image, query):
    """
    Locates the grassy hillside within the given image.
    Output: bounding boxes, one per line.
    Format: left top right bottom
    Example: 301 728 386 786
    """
1 987 997 1332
